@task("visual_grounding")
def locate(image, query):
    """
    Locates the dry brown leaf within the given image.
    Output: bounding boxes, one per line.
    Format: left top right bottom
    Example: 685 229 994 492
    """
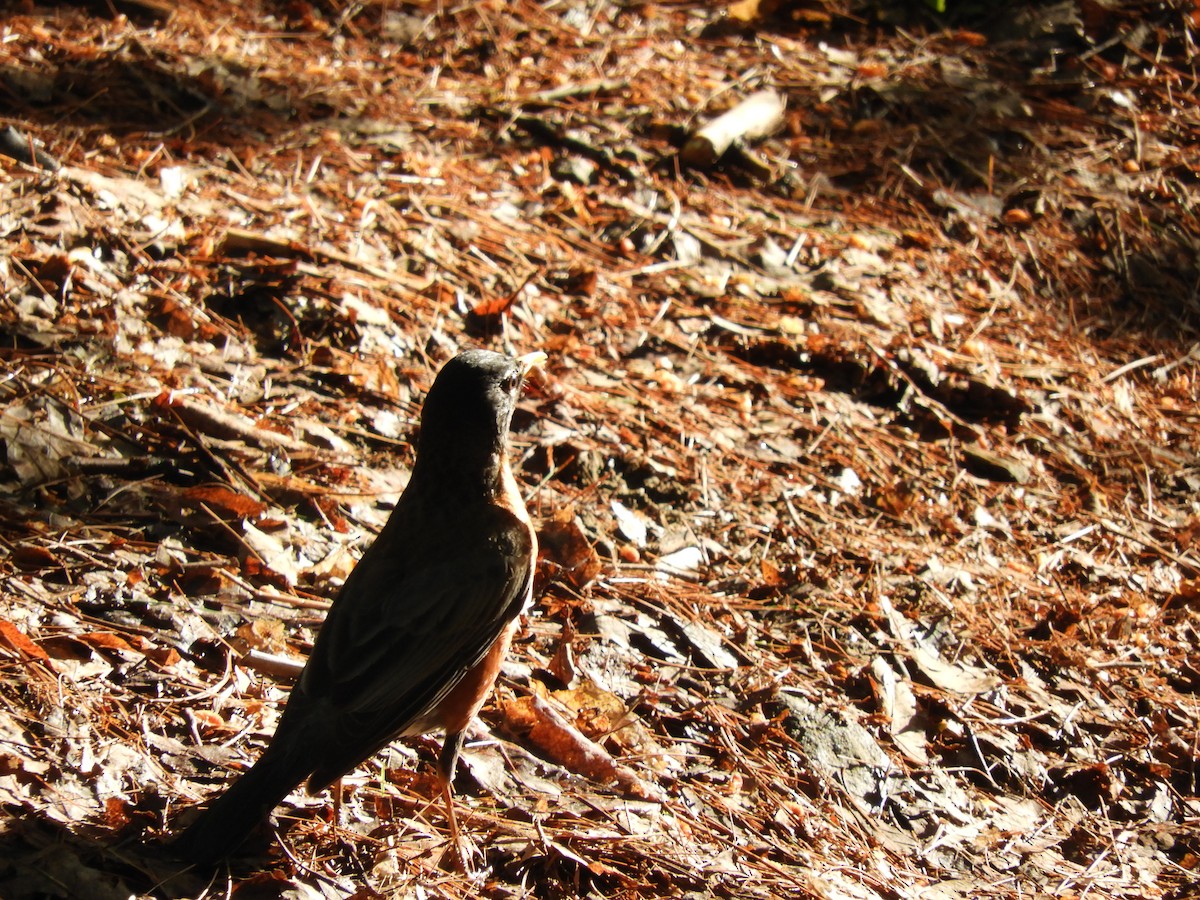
559 267 598 297
104 797 133 829
191 709 230 734
234 618 289 654
143 645 182 668
0 619 54 670
10 544 60 570
77 632 141 655
181 485 268 519
470 292 520 319
548 619 578 686
538 512 602 589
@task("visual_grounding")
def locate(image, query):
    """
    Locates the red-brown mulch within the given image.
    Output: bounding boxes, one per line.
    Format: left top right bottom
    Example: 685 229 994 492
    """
0 1 1197 897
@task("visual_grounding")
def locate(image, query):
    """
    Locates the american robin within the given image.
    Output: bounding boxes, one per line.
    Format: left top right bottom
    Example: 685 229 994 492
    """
173 349 545 864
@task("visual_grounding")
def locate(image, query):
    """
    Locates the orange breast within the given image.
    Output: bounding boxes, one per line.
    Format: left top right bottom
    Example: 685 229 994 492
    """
435 617 521 734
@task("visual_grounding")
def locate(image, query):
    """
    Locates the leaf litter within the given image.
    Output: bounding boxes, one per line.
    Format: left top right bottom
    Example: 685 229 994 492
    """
0 0 1198 898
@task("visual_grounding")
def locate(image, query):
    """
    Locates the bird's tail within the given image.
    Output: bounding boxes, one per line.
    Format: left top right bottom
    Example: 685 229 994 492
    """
171 747 310 865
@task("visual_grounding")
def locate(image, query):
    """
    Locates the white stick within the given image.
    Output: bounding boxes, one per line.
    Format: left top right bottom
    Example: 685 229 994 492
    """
681 89 786 168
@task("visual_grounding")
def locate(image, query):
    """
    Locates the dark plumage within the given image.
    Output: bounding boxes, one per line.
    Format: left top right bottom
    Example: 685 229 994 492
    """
173 349 544 864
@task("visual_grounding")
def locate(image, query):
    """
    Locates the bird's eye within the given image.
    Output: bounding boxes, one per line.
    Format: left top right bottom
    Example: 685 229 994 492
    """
501 373 518 392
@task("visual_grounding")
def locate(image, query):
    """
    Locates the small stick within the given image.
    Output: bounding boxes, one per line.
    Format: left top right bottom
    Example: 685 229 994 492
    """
681 90 786 168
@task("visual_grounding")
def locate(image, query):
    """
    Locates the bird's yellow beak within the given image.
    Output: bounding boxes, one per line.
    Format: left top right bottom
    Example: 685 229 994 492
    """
516 351 548 375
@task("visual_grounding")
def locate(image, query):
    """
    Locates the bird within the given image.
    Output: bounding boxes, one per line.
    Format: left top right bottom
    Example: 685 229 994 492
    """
172 348 546 865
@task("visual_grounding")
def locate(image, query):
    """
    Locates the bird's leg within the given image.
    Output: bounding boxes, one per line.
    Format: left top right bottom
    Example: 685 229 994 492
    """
437 731 469 870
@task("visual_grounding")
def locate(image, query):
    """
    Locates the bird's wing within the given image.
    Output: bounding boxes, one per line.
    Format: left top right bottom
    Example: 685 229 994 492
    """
296 502 532 771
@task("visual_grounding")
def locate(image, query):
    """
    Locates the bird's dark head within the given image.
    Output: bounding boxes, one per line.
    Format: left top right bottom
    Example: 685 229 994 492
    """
415 349 544 485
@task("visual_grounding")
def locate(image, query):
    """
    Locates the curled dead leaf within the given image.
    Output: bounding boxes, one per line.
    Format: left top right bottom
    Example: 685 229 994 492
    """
548 622 577 686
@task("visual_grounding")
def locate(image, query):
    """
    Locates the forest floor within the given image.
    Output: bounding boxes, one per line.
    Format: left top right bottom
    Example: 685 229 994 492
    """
0 0 1198 898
